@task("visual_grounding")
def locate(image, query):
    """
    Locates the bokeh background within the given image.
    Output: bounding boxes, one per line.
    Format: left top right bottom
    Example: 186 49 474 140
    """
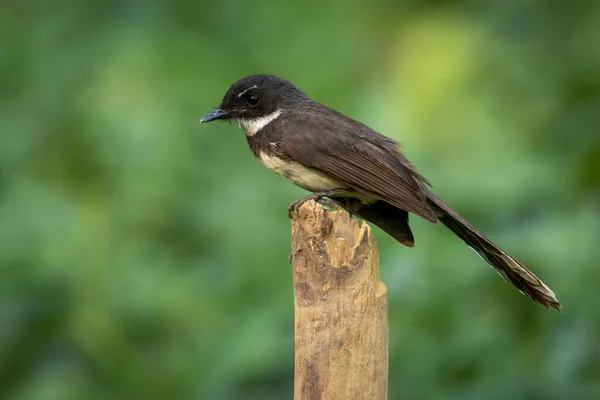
2 0 599 399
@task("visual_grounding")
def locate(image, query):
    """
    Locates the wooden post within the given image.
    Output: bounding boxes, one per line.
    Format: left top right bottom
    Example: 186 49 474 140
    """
291 201 388 400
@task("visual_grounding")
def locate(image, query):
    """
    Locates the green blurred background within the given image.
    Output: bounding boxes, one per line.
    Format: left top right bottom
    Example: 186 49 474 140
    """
1 0 599 399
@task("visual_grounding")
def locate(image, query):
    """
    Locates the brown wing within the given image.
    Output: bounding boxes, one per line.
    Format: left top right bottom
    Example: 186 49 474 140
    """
282 106 437 222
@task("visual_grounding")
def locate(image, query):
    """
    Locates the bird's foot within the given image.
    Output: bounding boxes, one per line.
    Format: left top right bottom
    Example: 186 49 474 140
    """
316 198 340 212
287 188 348 218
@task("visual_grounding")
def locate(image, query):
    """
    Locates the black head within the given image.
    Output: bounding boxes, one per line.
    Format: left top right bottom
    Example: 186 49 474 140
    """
200 74 307 124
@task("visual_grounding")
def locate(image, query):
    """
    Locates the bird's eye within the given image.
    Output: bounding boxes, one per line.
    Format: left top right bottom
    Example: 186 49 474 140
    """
246 93 260 106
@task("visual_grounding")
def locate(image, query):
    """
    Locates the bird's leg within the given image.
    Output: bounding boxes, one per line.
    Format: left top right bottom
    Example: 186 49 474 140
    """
315 198 339 212
287 188 349 218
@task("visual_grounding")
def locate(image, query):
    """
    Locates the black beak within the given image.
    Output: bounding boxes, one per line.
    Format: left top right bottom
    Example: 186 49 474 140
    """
200 108 228 123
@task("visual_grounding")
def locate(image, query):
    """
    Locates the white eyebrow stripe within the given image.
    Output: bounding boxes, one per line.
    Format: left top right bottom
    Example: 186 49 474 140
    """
237 85 258 98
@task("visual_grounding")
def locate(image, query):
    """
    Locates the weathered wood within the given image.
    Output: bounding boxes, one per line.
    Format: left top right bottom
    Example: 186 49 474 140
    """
291 200 388 400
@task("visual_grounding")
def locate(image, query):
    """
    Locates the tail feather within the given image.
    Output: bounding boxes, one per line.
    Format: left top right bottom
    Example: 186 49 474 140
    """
425 191 561 310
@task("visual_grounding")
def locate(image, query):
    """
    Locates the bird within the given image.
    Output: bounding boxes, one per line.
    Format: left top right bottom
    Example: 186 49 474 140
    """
200 74 561 310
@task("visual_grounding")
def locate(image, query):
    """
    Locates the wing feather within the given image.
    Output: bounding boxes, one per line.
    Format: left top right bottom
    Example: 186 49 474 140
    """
283 107 437 222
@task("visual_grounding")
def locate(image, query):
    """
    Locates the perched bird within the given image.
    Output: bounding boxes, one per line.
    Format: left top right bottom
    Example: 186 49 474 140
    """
201 74 561 310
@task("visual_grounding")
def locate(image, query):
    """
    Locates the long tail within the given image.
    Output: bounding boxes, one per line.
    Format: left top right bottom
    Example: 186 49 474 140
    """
425 191 561 310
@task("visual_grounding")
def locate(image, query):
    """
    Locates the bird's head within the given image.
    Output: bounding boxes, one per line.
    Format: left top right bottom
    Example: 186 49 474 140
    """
200 74 307 134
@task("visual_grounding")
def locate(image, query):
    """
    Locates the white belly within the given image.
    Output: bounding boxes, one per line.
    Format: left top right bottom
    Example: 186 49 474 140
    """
258 152 346 192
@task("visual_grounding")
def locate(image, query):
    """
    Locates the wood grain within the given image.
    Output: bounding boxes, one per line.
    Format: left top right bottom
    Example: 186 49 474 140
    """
291 200 388 400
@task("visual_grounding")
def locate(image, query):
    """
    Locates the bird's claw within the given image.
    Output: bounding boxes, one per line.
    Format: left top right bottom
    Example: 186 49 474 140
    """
315 197 339 211
287 198 307 218
288 195 341 218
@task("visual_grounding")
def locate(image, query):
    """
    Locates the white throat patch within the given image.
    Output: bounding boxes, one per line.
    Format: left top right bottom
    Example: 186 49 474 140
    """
238 109 282 136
